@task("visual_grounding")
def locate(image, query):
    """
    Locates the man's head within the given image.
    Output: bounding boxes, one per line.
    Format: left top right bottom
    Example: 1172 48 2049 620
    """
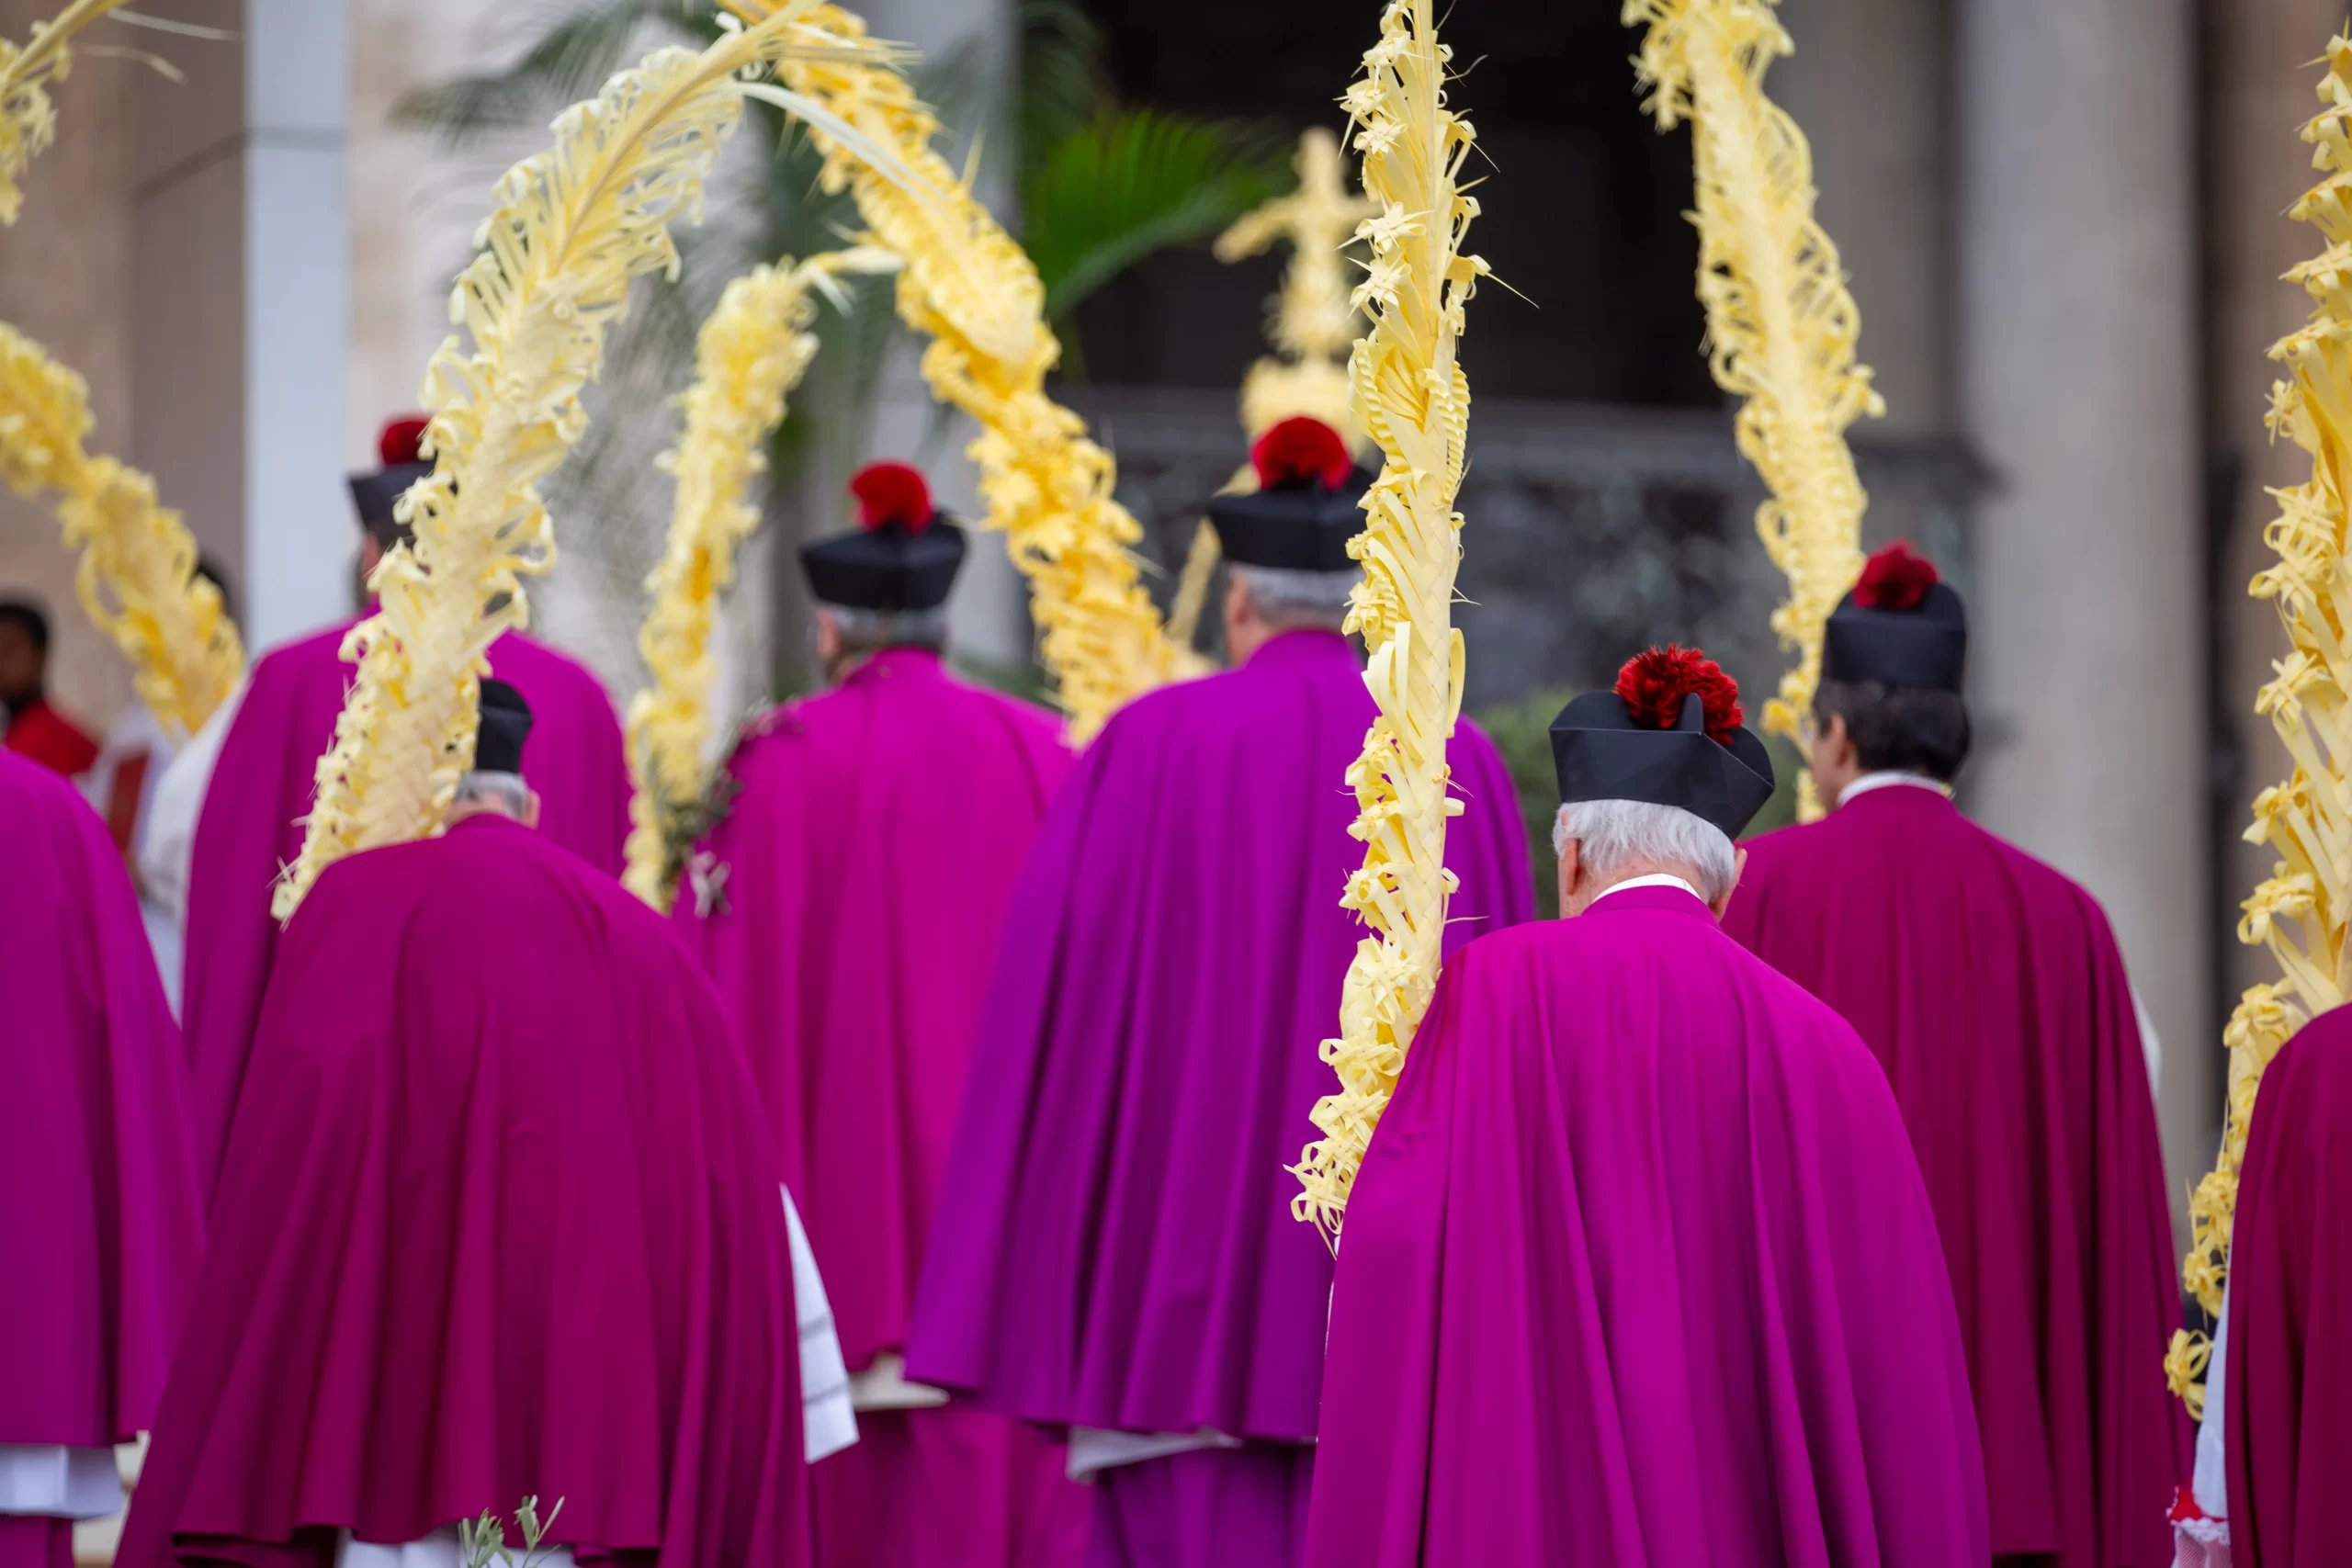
1547 645 1776 922
0 597 51 711
447 678 541 829
1813 541 1970 806
1208 416 1365 664
800 460 965 684
1805 679 1972 804
351 416 435 597
195 556 236 627
813 603 950 678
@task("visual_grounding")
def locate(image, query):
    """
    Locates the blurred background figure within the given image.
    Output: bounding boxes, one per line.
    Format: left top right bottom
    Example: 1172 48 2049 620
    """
75 560 234 1014
0 598 99 781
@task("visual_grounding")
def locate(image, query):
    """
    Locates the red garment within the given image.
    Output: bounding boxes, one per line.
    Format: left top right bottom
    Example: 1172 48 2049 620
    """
4 696 99 777
1724 787 2187 1567
2225 1005 2352 1568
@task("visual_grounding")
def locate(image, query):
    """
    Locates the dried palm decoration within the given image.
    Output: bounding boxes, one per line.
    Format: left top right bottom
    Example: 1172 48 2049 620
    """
2165 30 2352 1420
624 245 898 909
1291 0 1487 1242
0 0 134 224
1626 0 1883 820
1168 127 1377 655
723 0 1176 743
0 322 240 737
1216 126 1377 442
273 5 921 919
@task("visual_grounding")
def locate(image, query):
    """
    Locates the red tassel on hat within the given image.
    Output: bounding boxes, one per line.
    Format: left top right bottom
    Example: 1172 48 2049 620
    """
1615 644 1744 747
1250 416 1353 491
848 460 934 534
379 415 433 468
1854 541 1939 612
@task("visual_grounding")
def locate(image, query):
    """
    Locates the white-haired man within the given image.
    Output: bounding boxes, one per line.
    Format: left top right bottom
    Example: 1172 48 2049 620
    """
908 416 1532 1568
1305 645 1990 1568
673 460 1086 1568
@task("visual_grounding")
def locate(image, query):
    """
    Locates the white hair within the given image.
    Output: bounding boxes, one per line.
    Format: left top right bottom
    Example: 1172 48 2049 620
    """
1551 797 1737 904
1231 563 1355 629
822 603 950 654
452 769 531 819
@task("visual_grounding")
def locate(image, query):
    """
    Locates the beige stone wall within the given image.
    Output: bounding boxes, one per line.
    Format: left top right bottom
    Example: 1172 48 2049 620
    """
0 0 139 736
346 0 512 471
127 0 248 616
345 1 714 700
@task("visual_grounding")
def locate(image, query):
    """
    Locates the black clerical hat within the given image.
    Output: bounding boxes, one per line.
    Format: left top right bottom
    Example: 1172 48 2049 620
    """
1206 416 1369 573
1822 542 1967 693
1550 646 1776 840
473 679 533 777
800 460 967 613
350 415 435 547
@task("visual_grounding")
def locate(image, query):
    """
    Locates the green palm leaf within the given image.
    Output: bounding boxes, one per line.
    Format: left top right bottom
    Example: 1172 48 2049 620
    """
1019 0 1113 157
1022 107 1291 325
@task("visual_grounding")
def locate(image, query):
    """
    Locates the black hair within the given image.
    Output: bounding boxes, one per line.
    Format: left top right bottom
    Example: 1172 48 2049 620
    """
194 555 235 624
0 597 51 652
1814 678 1972 783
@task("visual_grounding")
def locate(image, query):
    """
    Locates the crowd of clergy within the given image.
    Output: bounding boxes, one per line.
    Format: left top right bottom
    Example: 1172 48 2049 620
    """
2 404 2342 1568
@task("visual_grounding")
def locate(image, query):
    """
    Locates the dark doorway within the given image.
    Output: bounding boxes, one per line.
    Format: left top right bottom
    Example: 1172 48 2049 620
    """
1074 0 1719 407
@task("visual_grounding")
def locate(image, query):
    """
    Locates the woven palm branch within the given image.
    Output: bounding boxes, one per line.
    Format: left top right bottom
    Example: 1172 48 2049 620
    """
0 321 241 736
722 0 1177 744
273 3 922 920
1291 0 1487 1243
0 0 131 224
2165 30 2352 1421
625 245 898 908
1626 0 1883 820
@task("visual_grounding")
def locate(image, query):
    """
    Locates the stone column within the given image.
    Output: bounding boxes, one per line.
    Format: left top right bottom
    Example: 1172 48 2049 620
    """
1957 0 2208 1215
132 0 349 657
244 0 351 651
1771 0 1950 440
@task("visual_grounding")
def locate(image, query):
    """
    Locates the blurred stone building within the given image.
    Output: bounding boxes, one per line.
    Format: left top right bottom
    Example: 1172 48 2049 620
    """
0 0 2335 1224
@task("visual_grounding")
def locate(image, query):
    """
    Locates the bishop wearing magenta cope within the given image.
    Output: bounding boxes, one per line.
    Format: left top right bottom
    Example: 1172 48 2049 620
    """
1724 544 2188 1568
1307 646 1989 1567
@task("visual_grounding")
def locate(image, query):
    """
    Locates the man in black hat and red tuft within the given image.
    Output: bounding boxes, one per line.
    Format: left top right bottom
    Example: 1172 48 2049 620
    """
147 415 636 1197
1722 542 2188 1568
906 415 1534 1568
1306 644 1988 1567
119 676 823 1568
673 460 1091 1568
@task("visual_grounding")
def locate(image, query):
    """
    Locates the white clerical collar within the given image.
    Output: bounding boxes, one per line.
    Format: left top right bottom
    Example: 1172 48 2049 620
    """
1838 771 1954 807
1590 873 1703 907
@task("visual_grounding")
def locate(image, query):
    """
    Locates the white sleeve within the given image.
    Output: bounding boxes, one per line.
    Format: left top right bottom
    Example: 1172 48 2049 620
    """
2130 981 2164 1105
137 675 247 930
780 1186 858 1463
2192 1283 2229 1517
